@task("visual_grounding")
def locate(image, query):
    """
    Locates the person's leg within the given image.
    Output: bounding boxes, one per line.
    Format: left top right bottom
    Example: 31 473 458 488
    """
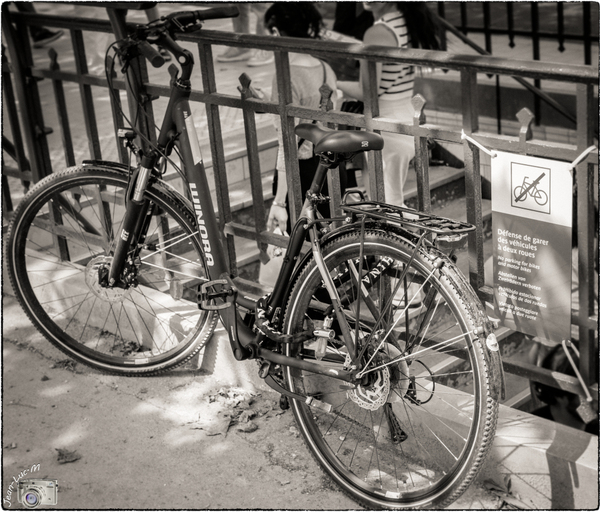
15 2 64 47
217 4 254 62
379 99 415 207
247 3 274 66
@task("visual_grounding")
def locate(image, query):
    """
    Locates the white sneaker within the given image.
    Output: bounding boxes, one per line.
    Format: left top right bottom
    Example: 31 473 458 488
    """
217 48 254 63
247 50 274 67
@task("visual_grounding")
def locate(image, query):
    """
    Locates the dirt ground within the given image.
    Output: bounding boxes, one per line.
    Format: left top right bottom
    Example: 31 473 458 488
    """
1 292 505 511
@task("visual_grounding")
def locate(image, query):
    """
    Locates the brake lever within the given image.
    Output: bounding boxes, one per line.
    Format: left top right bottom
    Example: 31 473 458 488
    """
183 24 203 34
171 19 185 32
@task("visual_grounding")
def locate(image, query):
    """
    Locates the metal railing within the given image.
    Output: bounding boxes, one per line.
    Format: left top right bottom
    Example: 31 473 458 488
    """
436 2 598 128
436 2 597 65
2 6 597 404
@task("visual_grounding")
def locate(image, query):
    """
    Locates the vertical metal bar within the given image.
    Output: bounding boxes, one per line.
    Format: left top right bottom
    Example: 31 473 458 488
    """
530 2 541 125
2 44 31 190
70 28 103 160
198 42 237 275
495 76 502 134
575 83 596 385
238 73 268 261
411 95 430 213
2 172 13 217
557 3 565 52
582 2 592 65
69 26 114 251
320 83 341 224
1 10 53 183
363 59 384 202
106 56 128 165
507 3 515 48
460 3 468 35
460 69 485 296
436 2 447 51
483 3 492 54
274 50 302 224
49 49 76 168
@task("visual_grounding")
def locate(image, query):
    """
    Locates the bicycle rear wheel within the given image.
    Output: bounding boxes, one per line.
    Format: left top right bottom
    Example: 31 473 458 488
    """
5 165 217 375
283 230 498 509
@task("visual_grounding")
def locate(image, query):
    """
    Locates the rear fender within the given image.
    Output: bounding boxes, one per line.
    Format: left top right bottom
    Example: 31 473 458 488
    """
285 219 506 401
283 220 420 311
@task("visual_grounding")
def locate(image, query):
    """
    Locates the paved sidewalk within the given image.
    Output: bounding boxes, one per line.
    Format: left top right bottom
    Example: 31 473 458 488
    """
2 287 504 510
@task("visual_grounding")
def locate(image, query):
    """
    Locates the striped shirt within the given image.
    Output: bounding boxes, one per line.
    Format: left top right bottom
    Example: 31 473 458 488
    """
375 11 413 100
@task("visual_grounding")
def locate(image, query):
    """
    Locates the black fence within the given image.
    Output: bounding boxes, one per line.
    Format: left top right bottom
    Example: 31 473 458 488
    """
2 3 598 408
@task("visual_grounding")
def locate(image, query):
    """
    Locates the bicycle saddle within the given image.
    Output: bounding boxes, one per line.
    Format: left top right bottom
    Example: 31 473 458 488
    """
295 124 384 154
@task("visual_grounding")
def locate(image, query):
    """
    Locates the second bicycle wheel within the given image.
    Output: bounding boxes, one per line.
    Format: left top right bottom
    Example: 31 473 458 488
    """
5 164 217 375
283 230 498 509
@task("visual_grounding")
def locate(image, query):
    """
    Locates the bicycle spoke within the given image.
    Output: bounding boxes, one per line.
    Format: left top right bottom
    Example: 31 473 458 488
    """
285 231 497 507
8 169 215 373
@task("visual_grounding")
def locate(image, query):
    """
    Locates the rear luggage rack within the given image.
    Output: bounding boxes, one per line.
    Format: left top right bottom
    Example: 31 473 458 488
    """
341 201 475 240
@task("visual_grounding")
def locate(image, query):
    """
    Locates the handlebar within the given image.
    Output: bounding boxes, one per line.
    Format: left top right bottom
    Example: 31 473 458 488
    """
138 40 164 68
125 6 239 69
166 6 239 26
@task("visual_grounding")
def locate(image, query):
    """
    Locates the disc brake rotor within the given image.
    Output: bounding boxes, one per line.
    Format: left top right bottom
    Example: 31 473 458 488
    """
347 365 390 411
85 256 132 303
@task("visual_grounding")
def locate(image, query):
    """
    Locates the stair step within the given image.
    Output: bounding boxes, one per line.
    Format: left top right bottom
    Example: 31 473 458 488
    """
233 164 478 275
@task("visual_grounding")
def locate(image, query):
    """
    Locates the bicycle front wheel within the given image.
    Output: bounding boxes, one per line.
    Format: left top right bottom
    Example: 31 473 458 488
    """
283 230 498 509
5 165 217 375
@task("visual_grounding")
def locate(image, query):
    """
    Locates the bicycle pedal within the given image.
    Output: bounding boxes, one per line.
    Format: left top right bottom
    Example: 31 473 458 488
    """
199 279 235 310
258 361 271 379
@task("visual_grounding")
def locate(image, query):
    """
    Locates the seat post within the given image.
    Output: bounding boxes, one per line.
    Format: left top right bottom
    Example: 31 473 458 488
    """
306 156 333 198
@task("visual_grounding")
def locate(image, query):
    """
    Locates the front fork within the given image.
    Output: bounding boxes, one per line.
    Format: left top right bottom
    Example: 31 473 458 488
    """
107 160 155 286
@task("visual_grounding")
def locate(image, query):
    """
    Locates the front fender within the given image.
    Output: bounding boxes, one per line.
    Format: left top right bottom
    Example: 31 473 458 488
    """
81 159 196 224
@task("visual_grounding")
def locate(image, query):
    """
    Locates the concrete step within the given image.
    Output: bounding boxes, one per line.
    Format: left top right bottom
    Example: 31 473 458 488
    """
234 163 478 273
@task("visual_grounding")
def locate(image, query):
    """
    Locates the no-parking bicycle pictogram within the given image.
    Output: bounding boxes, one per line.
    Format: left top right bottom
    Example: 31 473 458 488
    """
511 163 551 214
513 172 548 205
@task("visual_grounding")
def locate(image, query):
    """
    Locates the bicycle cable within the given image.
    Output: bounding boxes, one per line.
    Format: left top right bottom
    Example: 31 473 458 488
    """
104 40 188 186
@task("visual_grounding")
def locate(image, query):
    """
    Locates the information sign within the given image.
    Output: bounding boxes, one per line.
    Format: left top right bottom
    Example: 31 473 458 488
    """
491 151 573 342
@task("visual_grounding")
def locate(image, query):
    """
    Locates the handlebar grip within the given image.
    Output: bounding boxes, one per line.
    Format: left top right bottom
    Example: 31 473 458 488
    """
139 40 165 68
194 5 239 21
168 6 238 28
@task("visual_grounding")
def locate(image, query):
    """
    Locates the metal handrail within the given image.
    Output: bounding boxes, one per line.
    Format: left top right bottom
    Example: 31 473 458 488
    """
435 14 580 129
7 11 599 84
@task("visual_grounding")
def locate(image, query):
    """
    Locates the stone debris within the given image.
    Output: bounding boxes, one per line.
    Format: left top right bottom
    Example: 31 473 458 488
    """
56 448 81 464
196 388 285 436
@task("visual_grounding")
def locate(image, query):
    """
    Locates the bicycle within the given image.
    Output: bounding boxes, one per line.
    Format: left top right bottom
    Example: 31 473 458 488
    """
5 7 505 509
513 173 548 206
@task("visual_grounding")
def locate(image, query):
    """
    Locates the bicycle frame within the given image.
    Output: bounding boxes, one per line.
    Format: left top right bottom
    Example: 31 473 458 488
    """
105 17 495 396
106 34 362 388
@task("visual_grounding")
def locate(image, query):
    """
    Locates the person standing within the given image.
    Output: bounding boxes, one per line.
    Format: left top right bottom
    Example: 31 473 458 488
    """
217 3 273 67
261 2 337 233
337 2 441 206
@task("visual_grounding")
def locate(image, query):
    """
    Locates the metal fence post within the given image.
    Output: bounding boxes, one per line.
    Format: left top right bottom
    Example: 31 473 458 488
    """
1 7 53 183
